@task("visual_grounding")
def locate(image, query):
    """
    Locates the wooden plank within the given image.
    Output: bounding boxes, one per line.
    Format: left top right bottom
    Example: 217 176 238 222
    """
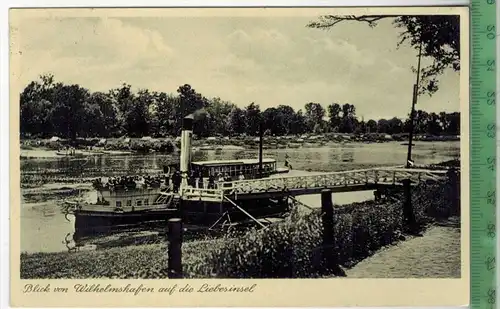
223 196 267 229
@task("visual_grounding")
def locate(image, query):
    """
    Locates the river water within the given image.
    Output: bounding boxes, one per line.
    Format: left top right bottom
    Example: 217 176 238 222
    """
20 141 460 253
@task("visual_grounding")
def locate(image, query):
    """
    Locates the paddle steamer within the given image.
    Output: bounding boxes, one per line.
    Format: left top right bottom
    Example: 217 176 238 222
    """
68 116 290 236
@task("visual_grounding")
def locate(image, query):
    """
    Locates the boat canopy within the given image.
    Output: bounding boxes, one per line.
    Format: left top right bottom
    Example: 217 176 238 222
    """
191 158 275 167
190 158 277 179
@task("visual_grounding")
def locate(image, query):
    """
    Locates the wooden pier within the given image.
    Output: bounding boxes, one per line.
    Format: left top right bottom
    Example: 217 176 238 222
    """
176 166 450 202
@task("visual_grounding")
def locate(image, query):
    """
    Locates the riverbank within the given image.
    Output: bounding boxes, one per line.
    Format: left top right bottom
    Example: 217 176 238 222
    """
20 165 460 279
20 133 459 156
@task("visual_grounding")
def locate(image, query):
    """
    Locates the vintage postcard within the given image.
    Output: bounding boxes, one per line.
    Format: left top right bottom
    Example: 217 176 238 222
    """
10 6 469 307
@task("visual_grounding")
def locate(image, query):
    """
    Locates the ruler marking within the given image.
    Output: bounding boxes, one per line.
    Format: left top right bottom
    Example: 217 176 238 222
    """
471 0 497 308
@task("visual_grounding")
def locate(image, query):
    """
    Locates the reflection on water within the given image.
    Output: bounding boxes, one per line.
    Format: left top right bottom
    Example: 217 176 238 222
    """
20 141 460 253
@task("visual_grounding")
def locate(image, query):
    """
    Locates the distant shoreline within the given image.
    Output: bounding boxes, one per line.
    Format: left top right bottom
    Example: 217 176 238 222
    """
20 133 460 157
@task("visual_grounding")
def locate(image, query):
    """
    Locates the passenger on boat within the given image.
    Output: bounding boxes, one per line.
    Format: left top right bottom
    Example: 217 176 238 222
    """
208 173 215 189
189 170 196 187
172 171 181 193
238 172 245 181
193 172 198 188
215 173 223 189
284 154 293 170
198 171 204 189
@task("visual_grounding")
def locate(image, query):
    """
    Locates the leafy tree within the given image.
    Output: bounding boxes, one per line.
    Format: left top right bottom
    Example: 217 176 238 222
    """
366 119 377 133
387 117 404 134
19 75 461 140
444 112 460 135
426 112 442 135
123 89 153 137
109 83 134 135
356 119 366 134
153 92 177 137
49 83 90 140
244 102 261 136
340 103 356 133
413 110 430 134
307 15 460 95
262 107 279 136
226 107 245 136
82 102 105 138
176 84 209 135
276 105 296 135
290 110 307 135
377 119 389 133
304 102 325 132
327 103 342 132
86 92 119 137
20 74 58 137
206 97 235 136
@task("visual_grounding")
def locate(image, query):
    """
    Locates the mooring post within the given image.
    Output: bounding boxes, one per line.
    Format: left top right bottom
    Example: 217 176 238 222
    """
321 191 339 273
167 218 183 278
402 179 416 233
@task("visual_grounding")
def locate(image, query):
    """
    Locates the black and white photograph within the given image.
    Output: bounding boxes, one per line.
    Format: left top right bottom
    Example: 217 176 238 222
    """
12 7 465 289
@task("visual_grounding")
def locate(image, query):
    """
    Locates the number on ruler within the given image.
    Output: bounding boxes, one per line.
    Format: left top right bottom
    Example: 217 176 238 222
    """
487 123 495 138
487 91 495 105
487 288 496 305
487 156 495 171
487 25 496 39
487 222 496 238
487 190 496 205
485 256 495 271
487 60 495 71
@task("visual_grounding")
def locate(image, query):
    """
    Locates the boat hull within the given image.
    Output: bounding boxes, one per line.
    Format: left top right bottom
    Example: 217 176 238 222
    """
73 198 290 238
74 208 178 237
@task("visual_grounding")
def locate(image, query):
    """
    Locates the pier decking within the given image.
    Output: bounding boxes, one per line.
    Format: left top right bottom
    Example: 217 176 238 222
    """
177 167 451 202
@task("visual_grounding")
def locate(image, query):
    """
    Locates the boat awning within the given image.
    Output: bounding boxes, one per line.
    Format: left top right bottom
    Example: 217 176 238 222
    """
191 158 276 167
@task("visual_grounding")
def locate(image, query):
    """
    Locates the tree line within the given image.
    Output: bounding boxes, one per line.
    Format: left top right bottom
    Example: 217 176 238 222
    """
20 74 460 139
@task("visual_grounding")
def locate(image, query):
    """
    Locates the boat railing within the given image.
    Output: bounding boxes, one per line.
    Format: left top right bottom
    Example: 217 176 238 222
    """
181 187 224 200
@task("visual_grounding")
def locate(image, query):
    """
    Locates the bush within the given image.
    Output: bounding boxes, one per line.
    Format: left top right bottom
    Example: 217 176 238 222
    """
183 179 457 278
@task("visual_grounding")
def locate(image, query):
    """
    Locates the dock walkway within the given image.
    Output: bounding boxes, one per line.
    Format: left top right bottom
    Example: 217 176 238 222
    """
345 218 461 278
177 166 452 202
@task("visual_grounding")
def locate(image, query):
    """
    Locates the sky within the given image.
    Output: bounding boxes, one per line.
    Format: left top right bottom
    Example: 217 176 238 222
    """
14 14 460 120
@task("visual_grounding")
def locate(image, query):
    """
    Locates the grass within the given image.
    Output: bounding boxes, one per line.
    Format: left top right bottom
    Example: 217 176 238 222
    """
20 173 459 279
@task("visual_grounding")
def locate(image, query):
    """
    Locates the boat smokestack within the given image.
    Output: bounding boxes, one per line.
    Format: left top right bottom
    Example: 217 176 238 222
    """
180 116 193 186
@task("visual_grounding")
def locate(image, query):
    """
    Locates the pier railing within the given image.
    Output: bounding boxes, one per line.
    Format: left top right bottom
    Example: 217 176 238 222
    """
179 167 451 200
219 168 449 196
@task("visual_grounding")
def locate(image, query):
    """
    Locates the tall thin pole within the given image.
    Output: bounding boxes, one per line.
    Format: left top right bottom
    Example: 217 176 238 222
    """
406 39 423 168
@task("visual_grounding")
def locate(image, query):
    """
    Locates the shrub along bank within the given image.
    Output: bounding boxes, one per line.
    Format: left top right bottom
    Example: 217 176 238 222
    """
20 166 459 279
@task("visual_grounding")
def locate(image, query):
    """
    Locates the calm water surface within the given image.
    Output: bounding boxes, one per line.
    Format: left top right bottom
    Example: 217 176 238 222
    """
20 141 460 253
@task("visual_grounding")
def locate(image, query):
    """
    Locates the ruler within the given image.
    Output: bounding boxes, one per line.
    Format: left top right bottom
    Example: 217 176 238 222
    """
471 0 498 308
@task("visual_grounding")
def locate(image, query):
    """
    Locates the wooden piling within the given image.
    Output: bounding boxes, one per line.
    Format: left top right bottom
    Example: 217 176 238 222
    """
402 179 417 233
167 218 183 278
321 191 344 276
